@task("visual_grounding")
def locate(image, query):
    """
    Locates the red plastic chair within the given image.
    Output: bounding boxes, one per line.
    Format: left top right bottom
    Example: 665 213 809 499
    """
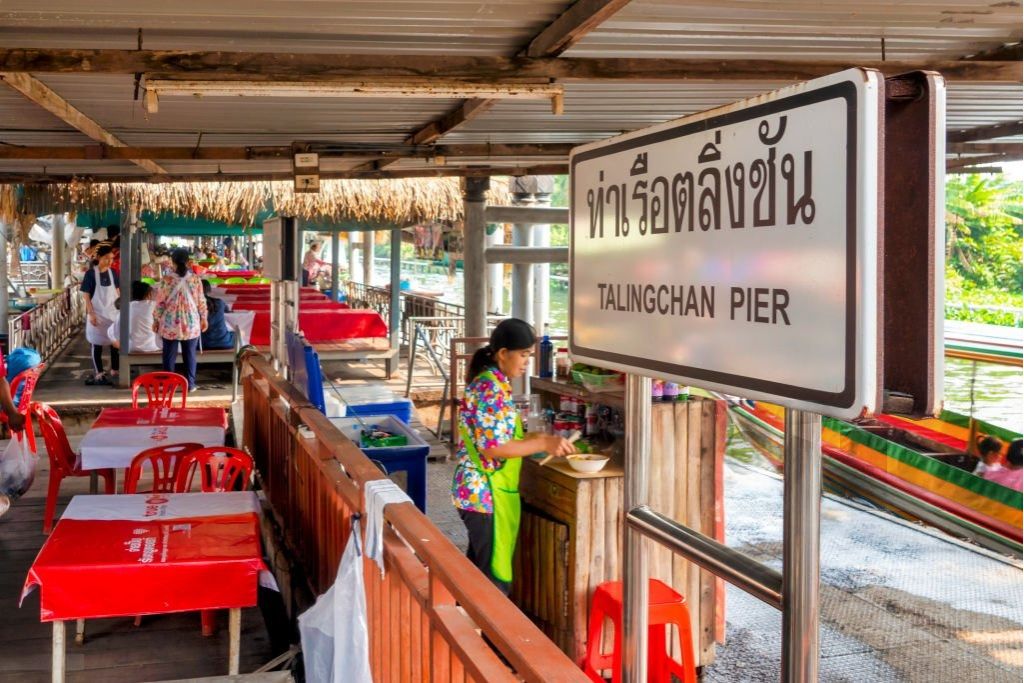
3 364 45 453
176 446 254 493
124 443 204 494
175 446 254 636
131 371 188 409
33 403 115 533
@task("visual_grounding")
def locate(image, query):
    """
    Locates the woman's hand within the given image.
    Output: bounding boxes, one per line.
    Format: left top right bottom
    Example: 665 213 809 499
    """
88 312 98 326
201 319 208 332
541 434 577 458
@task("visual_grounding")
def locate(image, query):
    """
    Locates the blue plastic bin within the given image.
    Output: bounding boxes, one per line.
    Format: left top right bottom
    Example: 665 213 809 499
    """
330 415 429 512
324 384 413 424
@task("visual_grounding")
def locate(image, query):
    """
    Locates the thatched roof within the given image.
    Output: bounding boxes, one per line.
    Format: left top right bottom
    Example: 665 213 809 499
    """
0 178 511 228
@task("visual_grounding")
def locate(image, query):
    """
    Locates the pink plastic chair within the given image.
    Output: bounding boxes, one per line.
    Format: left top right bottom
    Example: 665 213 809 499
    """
131 371 188 409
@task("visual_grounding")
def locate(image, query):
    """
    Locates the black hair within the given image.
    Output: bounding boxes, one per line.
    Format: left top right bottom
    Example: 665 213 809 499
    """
201 278 218 312
1007 439 1022 469
171 247 190 277
466 318 536 385
131 280 151 302
106 224 120 239
93 243 114 266
977 435 1003 457
88 239 100 249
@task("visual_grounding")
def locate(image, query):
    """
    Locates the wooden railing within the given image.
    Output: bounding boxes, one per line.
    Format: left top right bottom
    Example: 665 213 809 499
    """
240 353 588 683
8 284 84 366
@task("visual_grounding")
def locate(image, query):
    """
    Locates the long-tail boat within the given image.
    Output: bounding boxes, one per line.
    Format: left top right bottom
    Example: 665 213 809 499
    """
728 400 1022 557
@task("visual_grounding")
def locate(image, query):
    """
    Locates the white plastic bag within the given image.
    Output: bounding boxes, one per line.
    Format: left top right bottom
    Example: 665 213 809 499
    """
298 517 372 683
0 432 36 501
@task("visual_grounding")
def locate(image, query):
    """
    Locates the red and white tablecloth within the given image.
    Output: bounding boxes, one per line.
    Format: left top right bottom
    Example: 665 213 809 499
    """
79 409 226 470
22 492 271 621
92 407 228 430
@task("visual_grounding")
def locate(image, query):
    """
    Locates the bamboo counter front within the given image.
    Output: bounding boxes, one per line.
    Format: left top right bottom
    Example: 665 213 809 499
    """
512 391 726 668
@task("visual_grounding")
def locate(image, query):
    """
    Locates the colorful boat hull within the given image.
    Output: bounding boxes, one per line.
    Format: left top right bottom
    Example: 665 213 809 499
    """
729 401 1022 557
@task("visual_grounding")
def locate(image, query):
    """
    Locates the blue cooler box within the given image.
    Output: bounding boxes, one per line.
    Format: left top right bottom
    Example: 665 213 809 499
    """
330 415 429 512
324 384 413 424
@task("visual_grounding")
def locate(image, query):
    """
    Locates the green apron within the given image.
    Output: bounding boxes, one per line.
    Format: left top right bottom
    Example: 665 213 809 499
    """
458 370 525 584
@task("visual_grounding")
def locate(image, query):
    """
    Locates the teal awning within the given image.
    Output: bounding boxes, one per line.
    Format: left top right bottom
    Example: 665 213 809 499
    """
75 210 268 236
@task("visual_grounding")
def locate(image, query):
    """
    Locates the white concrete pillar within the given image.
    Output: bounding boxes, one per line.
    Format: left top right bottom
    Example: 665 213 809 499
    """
362 231 374 285
532 186 553 331
485 222 505 314
463 177 490 340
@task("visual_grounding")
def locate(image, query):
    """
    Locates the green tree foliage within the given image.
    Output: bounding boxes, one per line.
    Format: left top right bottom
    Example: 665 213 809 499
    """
946 174 1022 293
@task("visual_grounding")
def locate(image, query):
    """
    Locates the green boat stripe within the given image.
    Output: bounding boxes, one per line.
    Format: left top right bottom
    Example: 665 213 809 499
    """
937 410 1022 444
945 342 1022 359
824 417 1024 510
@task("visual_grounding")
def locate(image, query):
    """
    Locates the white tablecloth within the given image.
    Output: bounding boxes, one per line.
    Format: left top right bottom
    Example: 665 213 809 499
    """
79 425 226 470
224 310 255 346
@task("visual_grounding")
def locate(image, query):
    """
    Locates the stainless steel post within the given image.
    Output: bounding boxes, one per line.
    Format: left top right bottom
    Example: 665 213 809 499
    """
51 213 66 289
389 227 401 350
117 210 136 384
782 408 822 683
623 373 651 683
0 221 9 333
348 231 359 279
463 177 489 340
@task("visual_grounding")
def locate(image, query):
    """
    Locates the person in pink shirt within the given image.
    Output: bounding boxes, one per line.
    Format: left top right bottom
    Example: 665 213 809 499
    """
982 439 1022 492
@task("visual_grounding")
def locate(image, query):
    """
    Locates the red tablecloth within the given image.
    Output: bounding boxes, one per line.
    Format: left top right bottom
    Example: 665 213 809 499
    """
22 492 269 621
231 301 348 312
206 270 258 279
219 285 321 293
249 309 387 345
92 407 228 430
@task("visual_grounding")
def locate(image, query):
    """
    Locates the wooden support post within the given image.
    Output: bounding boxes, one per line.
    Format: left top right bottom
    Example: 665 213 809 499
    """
228 607 241 675
51 620 65 683
117 213 134 385
463 177 489 340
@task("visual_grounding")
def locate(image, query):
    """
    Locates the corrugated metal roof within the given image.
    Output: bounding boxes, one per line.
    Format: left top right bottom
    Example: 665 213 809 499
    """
0 1 567 55
566 0 1022 60
0 1 1018 178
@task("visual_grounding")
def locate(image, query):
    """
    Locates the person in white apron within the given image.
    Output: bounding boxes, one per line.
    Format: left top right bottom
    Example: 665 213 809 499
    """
81 244 120 385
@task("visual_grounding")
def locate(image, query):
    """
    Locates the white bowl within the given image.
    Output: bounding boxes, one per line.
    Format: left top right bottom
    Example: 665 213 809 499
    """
566 454 610 473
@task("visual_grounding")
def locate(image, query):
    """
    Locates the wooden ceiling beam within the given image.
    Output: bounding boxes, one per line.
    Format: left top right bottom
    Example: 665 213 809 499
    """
947 121 1023 144
947 142 1022 155
0 142 575 161
0 50 1018 83
0 72 166 175
522 0 634 58
0 163 571 185
947 152 1021 171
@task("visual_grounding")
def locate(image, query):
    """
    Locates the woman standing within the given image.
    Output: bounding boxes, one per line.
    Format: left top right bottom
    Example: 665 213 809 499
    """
301 240 329 286
153 248 208 391
451 319 575 592
81 243 120 385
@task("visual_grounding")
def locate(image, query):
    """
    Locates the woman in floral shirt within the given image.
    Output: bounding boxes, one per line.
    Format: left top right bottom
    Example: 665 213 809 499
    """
451 318 574 592
153 248 208 391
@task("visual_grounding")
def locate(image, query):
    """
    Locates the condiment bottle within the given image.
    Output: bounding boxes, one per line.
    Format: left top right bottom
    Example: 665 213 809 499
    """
651 380 664 401
663 382 679 402
538 323 554 378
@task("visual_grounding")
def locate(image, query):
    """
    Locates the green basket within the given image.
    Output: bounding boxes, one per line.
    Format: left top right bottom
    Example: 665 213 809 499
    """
360 430 408 448
571 369 624 392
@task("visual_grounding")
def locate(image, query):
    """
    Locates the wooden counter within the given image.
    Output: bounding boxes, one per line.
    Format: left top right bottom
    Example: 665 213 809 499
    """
513 391 726 668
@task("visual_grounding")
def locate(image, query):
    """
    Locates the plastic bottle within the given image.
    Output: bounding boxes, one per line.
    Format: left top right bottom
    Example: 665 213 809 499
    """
663 382 679 402
651 379 664 401
539 323 554 378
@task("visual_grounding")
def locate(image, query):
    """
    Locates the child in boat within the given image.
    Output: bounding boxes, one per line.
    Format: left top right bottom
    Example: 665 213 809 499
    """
983 439 1022 492
972 435 1005 476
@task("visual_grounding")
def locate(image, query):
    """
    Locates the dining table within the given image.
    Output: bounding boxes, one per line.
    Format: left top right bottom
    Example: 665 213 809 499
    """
79 407 228 490
21 491 273 682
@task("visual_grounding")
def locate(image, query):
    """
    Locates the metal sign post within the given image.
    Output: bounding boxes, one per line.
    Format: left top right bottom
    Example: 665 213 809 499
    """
782 408 822 682
622 373 651 683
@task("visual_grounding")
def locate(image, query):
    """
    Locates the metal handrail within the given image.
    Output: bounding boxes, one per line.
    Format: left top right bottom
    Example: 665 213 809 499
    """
626 505 783 608
8 284 84 366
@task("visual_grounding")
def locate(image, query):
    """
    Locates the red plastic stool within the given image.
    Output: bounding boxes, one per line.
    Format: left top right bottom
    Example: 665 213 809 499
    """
582 579 697 683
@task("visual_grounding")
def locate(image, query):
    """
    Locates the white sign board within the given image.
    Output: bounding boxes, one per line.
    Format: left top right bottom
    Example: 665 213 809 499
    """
570 69 883 418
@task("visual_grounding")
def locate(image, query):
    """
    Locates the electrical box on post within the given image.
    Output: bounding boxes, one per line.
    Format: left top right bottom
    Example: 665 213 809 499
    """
263 216 299 281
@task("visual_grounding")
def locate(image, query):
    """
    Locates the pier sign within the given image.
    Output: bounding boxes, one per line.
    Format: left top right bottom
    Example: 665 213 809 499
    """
569 69 883 418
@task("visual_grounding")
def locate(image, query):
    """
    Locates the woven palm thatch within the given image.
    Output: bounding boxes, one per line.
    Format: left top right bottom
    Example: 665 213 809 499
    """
0 177 511 227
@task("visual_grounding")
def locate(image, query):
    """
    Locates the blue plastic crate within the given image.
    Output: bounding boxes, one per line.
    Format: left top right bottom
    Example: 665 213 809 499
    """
324 384 413 424
329 415 429 511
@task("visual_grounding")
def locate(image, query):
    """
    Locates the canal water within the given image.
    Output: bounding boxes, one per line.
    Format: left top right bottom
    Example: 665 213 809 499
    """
376 263 1023 432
